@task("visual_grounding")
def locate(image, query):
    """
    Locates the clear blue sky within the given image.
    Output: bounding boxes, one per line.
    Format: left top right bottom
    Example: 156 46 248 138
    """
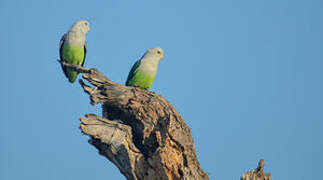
1 0 322 179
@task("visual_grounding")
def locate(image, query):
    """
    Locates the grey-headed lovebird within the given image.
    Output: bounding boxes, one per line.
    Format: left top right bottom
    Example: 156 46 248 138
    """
126 47 164 90
59 20 90 83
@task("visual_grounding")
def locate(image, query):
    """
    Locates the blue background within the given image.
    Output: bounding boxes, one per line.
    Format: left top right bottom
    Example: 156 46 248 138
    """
1 0 322 179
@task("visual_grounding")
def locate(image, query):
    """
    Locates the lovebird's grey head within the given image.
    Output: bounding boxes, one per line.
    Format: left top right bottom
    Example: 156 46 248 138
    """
69 20 90 35
144 47 164 61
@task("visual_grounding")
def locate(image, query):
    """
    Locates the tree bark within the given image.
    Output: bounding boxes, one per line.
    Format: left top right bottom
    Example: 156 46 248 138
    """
241 159 271 180
59 61 209 180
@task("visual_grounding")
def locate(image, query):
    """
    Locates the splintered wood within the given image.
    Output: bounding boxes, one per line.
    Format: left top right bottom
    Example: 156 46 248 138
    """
241 159 271 180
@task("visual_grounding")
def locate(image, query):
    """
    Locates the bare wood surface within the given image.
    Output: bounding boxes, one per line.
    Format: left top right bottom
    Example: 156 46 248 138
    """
241 159 271 180
59 61 209 180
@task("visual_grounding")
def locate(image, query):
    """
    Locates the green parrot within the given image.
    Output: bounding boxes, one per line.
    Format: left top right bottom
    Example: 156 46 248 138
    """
59 20 90 83
126 47 164 90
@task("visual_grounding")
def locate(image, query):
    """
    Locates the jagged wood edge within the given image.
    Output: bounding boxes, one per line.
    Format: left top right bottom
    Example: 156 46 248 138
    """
80 114 142 180
241 159 271 180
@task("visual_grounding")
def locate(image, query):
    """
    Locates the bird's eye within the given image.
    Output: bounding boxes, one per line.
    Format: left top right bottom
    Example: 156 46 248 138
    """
84 22 88 26
157 51 161 54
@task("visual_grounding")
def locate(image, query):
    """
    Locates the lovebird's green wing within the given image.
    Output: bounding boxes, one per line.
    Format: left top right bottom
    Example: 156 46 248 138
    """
125 60 156 90
82 42 87 67
59 34 68 78
125 60 141 86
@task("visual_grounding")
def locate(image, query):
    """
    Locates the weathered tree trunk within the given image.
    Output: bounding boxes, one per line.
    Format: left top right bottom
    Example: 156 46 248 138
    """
59 61 272 180
59 61 209 180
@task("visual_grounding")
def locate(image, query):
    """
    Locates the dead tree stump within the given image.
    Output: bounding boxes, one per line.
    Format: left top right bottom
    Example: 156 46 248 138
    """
59 61 209 180
59 61 272 180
